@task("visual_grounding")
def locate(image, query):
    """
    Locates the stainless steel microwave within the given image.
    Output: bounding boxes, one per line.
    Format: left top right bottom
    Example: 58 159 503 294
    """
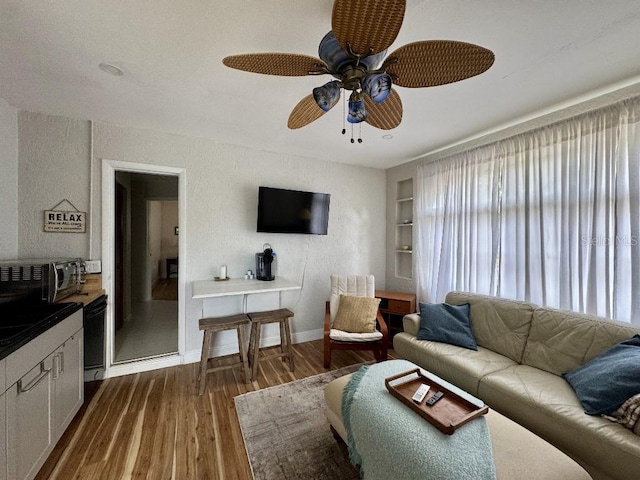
0 258 84 304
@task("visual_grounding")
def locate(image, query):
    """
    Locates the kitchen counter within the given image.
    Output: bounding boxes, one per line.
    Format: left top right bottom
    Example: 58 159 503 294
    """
0 302 83 360
62 289 105 306
57 273 105 306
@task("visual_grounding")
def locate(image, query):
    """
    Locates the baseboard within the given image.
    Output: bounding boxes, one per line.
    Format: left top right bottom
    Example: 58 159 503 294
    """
292 328 324 344
182 328 326 365
102 329 327 373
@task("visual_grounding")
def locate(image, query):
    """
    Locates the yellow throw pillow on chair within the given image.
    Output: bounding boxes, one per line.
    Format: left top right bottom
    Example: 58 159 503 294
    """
333 295 381 333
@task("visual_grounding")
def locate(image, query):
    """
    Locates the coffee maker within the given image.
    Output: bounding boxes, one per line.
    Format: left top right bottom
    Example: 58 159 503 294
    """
255 243 276 281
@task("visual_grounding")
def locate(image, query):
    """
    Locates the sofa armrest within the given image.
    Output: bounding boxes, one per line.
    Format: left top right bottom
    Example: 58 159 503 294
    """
402 313 421 337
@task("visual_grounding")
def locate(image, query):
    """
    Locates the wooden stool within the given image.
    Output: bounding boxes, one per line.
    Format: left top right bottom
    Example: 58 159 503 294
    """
198 313 250 395
247 308 295 381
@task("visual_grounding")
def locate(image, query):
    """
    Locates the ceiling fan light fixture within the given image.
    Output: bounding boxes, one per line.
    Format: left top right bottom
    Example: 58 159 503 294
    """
362 73 392 104
313 81 341 112
347 91 367 124
319 31 387 77
319 31 354 75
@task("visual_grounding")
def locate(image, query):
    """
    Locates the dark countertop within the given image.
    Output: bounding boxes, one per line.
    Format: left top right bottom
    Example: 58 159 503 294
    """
0 302 83 361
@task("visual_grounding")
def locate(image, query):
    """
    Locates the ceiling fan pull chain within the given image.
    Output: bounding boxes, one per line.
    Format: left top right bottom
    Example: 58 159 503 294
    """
342 95 346 135
358 123 363 143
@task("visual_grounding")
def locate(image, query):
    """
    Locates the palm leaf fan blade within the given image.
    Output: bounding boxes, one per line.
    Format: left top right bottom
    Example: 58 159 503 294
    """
385 41 495 88
332 0 406 56
364 88 402 130
223 53 327 76
288 94 328 129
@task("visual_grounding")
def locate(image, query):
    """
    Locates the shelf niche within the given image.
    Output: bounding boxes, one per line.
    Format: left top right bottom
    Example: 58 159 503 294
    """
395 178 413 279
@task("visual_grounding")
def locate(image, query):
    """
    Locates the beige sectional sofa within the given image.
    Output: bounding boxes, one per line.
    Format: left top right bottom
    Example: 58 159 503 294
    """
393 291 640 480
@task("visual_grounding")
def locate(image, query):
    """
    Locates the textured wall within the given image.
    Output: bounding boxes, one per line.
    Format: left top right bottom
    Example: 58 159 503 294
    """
14 112 386 358
91 123 387 354
17 111 91 259
0 99 18 260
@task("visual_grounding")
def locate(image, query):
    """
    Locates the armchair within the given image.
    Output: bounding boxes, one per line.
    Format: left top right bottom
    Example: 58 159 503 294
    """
323 274 388 368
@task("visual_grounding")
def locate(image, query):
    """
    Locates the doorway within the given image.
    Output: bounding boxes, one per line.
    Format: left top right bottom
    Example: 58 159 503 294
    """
113 172 179 363
102 160 185 376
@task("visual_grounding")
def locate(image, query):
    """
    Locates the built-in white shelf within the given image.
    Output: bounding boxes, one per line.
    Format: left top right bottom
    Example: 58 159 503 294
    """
395 179 413 279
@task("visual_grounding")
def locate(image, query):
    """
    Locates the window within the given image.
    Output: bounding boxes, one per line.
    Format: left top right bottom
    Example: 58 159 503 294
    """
415 97 640 324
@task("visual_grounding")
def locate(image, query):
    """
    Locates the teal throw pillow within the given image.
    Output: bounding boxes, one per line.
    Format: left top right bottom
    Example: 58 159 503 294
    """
417 302 477 350
563 334 640 415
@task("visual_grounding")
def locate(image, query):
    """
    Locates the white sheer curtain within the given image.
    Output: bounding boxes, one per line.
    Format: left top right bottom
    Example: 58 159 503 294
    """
415 147 501 302
415 97 640 323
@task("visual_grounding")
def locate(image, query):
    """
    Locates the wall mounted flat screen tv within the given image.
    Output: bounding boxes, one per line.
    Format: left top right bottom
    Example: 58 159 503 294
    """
257 186 330 235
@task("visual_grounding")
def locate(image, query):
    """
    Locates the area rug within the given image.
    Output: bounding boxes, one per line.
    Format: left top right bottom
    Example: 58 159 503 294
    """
235 364 363 480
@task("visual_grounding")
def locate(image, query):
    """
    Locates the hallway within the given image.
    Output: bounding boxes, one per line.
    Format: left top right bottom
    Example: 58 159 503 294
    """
114 299 178 363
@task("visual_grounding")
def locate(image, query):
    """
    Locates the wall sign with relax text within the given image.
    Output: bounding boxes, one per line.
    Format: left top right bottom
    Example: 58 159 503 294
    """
44 199 87 233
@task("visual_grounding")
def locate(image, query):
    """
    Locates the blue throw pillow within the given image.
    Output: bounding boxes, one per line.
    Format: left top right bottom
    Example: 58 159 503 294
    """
563 335 640 415
416 302 477 350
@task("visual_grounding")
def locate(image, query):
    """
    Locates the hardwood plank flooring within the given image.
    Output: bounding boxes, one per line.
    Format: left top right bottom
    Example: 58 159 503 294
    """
151 278 178 301
36 340 395 480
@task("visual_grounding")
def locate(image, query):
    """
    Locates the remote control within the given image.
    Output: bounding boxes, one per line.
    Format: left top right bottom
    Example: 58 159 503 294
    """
426 391 444 406
411 384 430 404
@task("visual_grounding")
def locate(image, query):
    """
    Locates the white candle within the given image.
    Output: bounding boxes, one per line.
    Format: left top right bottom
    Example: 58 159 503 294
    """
220 265 227 279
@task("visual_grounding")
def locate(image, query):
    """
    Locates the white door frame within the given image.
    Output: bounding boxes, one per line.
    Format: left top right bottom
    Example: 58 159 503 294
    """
102 159 187 378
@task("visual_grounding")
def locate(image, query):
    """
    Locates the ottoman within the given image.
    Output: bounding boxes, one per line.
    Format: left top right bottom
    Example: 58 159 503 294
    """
325 373 591 479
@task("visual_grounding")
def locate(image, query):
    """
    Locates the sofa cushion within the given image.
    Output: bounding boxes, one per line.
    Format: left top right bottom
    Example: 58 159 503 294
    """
332 294 380 333
522 307 640 376
393 332 517 396
445 291 535 363
563 335 640 415
478 364 640 480
417 302 477 350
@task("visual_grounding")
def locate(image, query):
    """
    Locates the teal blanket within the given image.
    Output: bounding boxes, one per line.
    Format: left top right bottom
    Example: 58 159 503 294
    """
342 360 496 480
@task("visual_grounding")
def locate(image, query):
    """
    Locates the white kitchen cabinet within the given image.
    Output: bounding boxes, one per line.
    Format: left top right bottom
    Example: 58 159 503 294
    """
4 309 83 480
6 358 53 480
52 332 83 435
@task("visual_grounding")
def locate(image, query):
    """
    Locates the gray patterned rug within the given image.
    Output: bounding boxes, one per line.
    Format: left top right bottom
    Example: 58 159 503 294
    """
235 365 363 480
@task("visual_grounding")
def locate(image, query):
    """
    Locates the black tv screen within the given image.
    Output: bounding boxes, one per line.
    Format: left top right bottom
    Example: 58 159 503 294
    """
257 187 330 235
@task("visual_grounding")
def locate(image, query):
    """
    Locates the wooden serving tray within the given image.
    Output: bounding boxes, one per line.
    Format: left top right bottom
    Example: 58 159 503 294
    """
384 368 489 435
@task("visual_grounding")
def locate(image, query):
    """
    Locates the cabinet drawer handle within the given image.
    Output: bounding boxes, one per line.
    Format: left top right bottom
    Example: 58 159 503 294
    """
17 361 50 394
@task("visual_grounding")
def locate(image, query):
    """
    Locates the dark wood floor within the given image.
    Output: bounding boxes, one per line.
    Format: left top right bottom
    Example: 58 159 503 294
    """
36 340 393 480
152 278 178 301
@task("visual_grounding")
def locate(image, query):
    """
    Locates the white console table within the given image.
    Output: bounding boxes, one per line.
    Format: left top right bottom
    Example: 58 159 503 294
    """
192 278 301 313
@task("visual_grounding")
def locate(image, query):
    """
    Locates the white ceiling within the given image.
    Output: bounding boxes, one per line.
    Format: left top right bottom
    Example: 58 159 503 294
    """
2 0 640 169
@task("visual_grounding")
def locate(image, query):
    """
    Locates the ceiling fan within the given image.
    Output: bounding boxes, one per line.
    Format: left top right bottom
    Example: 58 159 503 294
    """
223 0 494 142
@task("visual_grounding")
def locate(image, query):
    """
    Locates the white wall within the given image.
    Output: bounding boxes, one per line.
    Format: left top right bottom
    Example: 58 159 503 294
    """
0 99 18 259
15 113 386 360
17 111 91 259
90 122 386 355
